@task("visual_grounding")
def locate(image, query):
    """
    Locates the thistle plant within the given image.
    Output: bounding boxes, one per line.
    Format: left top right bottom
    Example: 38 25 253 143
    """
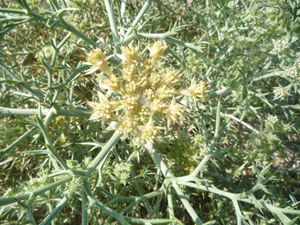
86 40 205 148
1 0 300 225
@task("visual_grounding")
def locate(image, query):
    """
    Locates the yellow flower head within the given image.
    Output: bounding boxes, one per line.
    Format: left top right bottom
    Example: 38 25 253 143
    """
163 69 181 86
163 96 184 128
103 74 124 95
180 77 206 103
148 40 168 64
120 43 140 64
138 117 163 150
88 91 117 123
86 48 113 75
117 112 139 138
85 42 207 147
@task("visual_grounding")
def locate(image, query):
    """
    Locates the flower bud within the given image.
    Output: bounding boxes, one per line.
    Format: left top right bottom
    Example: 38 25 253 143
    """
86 48 113 75
163 96 184 127
179 77 206 103
88 91 117 122
272 39 288 54
273 84 291 100
163 70 181 86
119 43 139 64
148 40 168 64
138 117 163 149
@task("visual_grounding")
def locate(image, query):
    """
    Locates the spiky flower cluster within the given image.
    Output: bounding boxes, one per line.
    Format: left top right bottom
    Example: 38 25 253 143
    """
286 66 298 79
286 62 300 86
272 39 288 54
113 162 133 185
265 115 278 129
86 41 206 148
273 84 291 100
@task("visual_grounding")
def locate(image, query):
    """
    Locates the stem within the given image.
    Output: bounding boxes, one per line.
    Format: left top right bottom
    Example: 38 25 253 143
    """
0 107 91 118
0 127 36 155
47 202 55 225
120 0 127 36
40 196 69 225
191 154 213 177
85 131 122 177
0 177 72 206
124 0 153 39
192 97 222 176
58 15 97 47
82 180 128 225
0 8 27 14
50 65 90 90
104 0 121 53
82 187 88 225
149 148 203 225
0 61 45 101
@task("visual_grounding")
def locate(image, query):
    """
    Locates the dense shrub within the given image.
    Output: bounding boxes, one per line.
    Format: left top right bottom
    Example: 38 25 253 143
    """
0 0 300 224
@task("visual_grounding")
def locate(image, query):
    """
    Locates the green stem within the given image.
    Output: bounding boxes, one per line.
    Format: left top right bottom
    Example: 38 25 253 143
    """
130 169 153 215
120 0 127 36
209 87 232 98
82 187 88 225
48 202 55 225
124 0 153 39
191 154 213 177
35 107 70 170
223 113 259 134
0 61 45 101
0 177 72 206
149 148 203 225
104 0 120 53
0 8 27 14
0 107 91 118
0 127 36 155
58 15 97 47
82 180 128 224
166 188 174 221
40 196 69 225
50 65 90 90
85 131 122 177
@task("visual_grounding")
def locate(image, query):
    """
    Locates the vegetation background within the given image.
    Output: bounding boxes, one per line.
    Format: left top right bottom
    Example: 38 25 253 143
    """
0 0 300 224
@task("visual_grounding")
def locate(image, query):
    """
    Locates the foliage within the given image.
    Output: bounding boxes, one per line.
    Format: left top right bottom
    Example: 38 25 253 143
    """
0 0 300 224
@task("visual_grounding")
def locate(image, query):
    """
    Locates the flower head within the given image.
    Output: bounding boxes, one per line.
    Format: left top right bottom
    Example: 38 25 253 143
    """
162 69 181 86
155 85 175 100
265 115 278 129
102 74 124 95
286 66 300 85
272 39 288 54
286 66 298 79
148 40 168 64
273 84 292 100
113 162 133 185
119 43 140 64
122 63 136 82
122 95 139 113
138 117 163 150
88 91 117 122
163 96 184 127
116 112 138 138
86 48 113 75
85 42 207 147
149 98 166 115
179 77 206 103
149 73 162 89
